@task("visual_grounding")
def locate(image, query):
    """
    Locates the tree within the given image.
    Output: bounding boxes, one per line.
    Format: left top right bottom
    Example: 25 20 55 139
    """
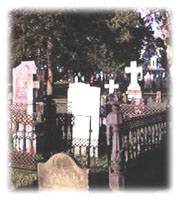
9 9 153 79
137 8 171 70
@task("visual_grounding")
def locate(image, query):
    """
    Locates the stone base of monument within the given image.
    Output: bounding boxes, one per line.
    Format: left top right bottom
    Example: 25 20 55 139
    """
109 168 125 190
126 83 142 100
126 89 142 100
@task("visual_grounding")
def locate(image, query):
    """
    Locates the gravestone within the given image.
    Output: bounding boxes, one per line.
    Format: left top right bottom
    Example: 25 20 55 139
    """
125 61 143 100
68 82 100 157
38 152 89 191
13 61 37 113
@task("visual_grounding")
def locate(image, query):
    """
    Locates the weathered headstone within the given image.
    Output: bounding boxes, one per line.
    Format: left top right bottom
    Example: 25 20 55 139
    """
68 83 100 157
38 152 89 191
13 61 37 113
104 79 119 94
125 61 143 100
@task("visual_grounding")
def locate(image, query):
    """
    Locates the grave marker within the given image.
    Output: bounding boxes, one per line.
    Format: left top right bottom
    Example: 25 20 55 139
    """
104 79 119 94
13 61 37 106
68 83 100 157
125 61 143 100
38 152 89 191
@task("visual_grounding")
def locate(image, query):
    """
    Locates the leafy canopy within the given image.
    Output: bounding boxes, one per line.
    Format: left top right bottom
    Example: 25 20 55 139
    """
10 9 153 77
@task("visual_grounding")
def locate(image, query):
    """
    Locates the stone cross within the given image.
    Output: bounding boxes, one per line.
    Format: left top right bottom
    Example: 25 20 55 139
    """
125 61 143 100
125 61 143 86
104 79 119 94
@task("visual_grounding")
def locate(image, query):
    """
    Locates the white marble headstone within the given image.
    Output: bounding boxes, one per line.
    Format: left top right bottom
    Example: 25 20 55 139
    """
68 83 100 156
68 83 100 141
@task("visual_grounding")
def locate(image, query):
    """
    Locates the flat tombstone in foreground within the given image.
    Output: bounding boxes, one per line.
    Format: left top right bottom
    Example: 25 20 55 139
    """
38 152 89 191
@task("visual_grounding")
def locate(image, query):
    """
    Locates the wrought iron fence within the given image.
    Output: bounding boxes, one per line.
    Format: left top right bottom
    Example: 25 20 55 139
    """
120 110 167 168
9 105 168 172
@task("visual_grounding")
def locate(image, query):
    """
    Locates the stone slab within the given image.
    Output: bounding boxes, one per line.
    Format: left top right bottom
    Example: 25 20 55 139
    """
38 152 89 191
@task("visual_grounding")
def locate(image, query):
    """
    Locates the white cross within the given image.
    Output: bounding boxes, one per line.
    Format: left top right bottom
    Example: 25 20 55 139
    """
125 61 143 86
104 79 119 94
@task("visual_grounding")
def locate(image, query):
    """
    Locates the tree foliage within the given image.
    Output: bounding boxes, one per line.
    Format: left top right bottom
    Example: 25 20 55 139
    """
137 8 171 70
10 9 153 77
